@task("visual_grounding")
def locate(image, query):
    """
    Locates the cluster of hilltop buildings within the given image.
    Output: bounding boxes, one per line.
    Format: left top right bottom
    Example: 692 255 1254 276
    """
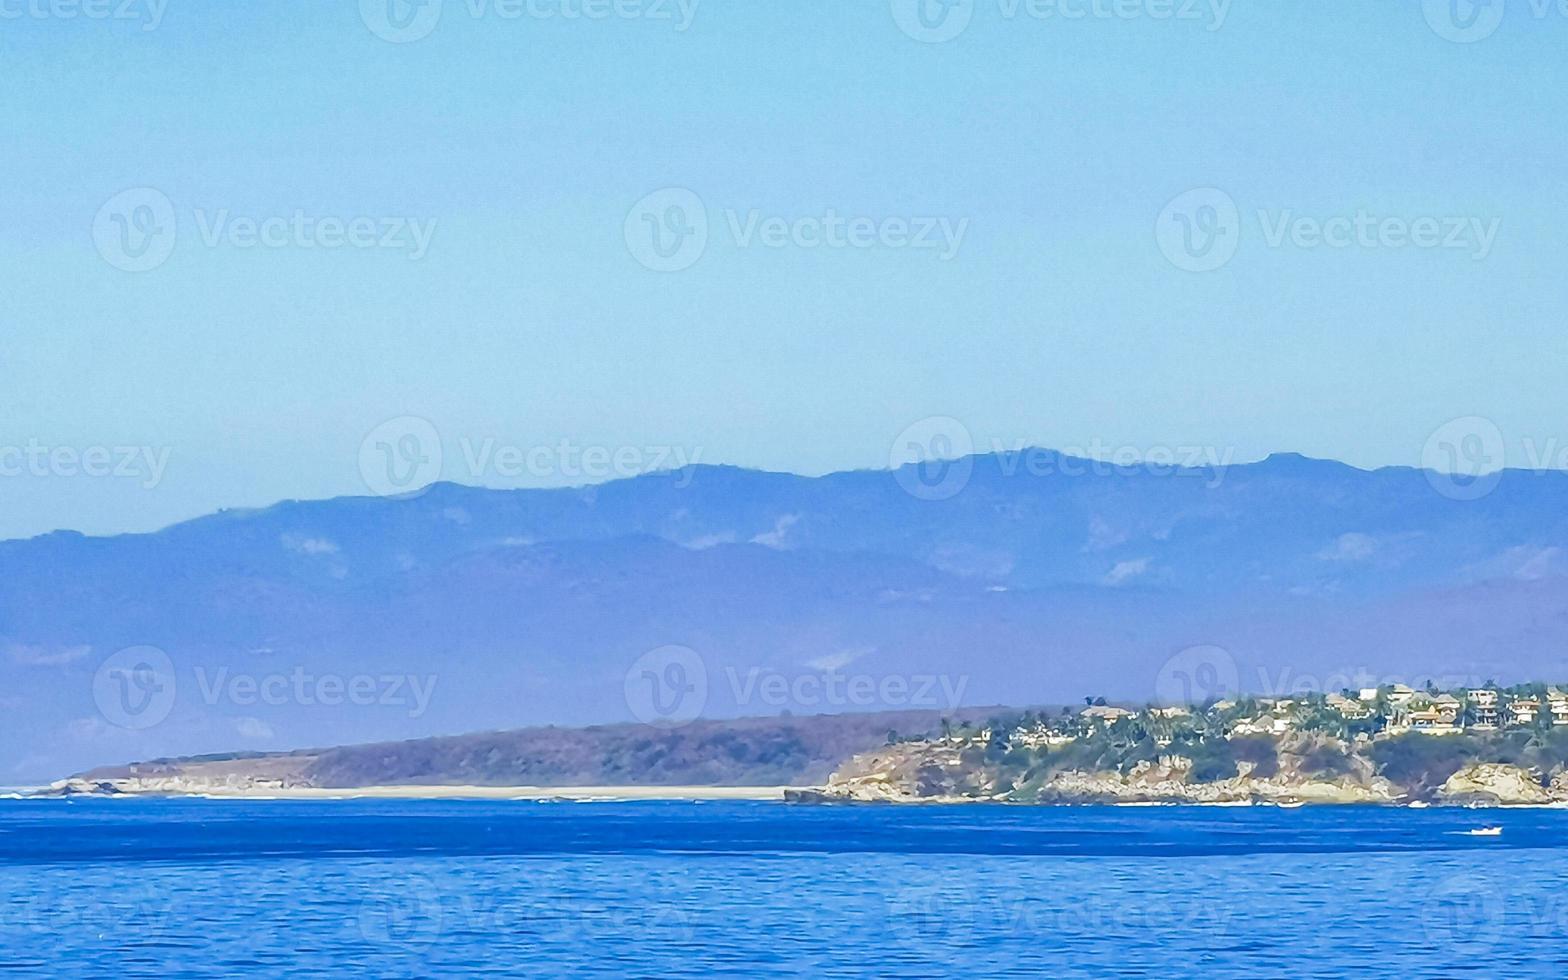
1357 685 1568 736
941 684 1568 751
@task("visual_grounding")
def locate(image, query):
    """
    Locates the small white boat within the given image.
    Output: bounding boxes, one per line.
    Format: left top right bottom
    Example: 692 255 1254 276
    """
1464 826 1503 837
1408 801 1429 809
1277 800 1305 809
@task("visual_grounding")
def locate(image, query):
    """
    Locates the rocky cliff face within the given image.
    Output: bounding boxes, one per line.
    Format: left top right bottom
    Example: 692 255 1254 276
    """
49 773 312 796
1023 759 1399 805
794 739 1568 806
46 757 316 796
799 749 1397 805
785 742 1011 803
1438 763 1555 805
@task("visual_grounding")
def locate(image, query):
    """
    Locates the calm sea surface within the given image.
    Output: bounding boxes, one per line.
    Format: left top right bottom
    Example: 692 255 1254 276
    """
2 799 1565 977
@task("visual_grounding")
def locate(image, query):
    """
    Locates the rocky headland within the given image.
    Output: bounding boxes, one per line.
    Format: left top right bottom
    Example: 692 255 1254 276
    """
788 736 1568 807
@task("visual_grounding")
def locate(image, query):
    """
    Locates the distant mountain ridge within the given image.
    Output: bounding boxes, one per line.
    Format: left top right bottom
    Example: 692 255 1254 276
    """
5 450 1568 784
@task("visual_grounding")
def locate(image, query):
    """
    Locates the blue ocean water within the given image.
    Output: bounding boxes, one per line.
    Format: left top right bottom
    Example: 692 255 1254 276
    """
2 799 1565 978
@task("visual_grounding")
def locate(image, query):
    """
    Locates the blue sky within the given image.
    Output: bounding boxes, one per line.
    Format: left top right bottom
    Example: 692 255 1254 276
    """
2 0 1565 538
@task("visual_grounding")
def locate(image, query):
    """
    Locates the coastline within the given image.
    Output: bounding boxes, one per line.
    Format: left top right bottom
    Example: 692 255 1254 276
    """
33 783 789 802
22 779 1568 806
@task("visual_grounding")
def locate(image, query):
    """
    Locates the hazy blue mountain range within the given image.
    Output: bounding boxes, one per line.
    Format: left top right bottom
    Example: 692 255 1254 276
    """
5 451 1568 783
